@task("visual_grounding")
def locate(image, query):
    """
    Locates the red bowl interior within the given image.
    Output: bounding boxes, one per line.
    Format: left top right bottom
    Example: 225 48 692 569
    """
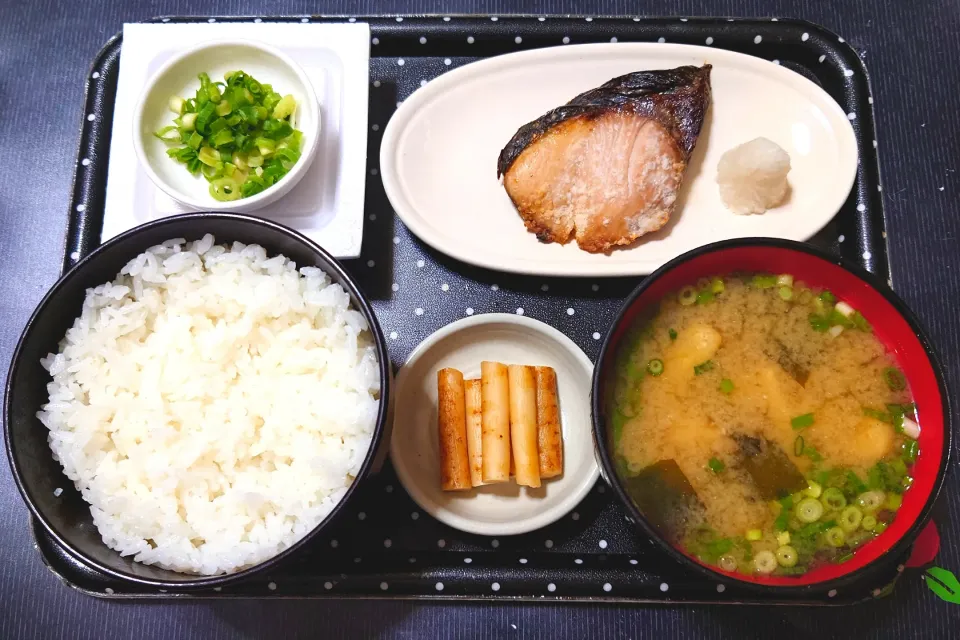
602 243 947 588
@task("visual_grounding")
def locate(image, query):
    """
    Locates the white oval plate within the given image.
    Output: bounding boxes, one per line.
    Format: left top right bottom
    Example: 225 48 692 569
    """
390 314 599 536
381 43 858 277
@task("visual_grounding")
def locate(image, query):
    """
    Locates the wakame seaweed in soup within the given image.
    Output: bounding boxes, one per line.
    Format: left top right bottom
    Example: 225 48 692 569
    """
610 273 918 577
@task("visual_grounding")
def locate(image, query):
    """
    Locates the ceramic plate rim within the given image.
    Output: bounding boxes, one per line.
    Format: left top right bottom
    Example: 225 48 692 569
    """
380 42 859 277
390 313 600 536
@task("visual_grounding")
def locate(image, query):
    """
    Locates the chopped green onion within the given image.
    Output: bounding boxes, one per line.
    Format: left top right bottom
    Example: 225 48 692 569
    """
195 102 216 134
746 529 763 541
262 119 294 140
824 526 846 547
874 522 888 534
718 555 738 572
828 308 855 328
861 515 877 531
710 277 725 294
837 552 855 563
777 531 791 546
813 297 831 316
720 378 734 394
168 96 184 114
693 360 714 376
851 311 872 332
839 506 863 532
180 113 198 132
153 125 181 144
154 70 302 201
647 359 664 377
885 493 903 513
890 458 908 477
751 274 777 289
696 289 715 305
856 490 885 512
883 367 906 391
821 488 847 510
793 435 804 457
802 445 824 463
256 137 277 156
847 471 868 496
795 497 824 523
668 328 678 341
804 481 822 499
791 413 814 430
901 416 921 439
678 286 698 306
778 286 793 301
209 177 242 201
200 161 222 179
834 301 855 318
209 128 234 148
863 407 890 423
819 291 836 305
773 513 789 532
707 457 725 473
903 440 920 464
197 146 220 167
808 314 830 332
272 94 297 119
775 545 798 568
776 274 794 287
753 550 777 574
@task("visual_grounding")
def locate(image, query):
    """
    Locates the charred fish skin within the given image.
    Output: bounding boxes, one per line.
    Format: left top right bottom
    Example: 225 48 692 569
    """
497 65 712 254
497 65 711 176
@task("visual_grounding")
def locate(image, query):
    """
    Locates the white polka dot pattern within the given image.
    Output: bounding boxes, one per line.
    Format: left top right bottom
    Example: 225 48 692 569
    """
66 15 887 605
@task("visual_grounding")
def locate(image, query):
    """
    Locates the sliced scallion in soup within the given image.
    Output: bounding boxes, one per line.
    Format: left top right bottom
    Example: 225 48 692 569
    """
610 273 917 577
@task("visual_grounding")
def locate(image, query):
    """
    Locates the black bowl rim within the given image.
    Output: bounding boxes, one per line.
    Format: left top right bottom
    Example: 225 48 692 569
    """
591 236 953 595
3 212 393 589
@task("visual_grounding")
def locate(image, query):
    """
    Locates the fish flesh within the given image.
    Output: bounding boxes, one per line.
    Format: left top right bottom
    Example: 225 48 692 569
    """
497 65 712 253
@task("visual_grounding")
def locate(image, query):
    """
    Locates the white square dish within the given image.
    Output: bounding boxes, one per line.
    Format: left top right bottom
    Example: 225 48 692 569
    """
103 22 371 257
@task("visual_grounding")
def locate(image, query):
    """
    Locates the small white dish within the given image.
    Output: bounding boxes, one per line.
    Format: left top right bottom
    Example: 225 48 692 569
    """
133 39 320 213
381 42 859 276
104 22 370 257
390 313 599 536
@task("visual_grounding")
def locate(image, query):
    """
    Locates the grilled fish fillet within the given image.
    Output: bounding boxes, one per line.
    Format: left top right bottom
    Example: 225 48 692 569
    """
497 65 711 253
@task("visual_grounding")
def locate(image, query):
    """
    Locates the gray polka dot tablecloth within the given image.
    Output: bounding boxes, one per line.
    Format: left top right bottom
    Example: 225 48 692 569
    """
3 3 960 639
48 15 900 605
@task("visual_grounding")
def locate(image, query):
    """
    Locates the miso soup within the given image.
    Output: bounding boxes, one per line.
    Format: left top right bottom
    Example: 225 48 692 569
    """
609 273 918 577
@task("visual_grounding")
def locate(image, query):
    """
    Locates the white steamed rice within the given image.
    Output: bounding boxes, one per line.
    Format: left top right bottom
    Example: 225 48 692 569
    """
37 235 380 575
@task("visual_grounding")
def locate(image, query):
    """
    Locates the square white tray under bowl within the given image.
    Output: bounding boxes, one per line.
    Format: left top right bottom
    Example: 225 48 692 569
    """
103 22 370 257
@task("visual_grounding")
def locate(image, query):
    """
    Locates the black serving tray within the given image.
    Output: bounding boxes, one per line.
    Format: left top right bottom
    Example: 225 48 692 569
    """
44 14 900 604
